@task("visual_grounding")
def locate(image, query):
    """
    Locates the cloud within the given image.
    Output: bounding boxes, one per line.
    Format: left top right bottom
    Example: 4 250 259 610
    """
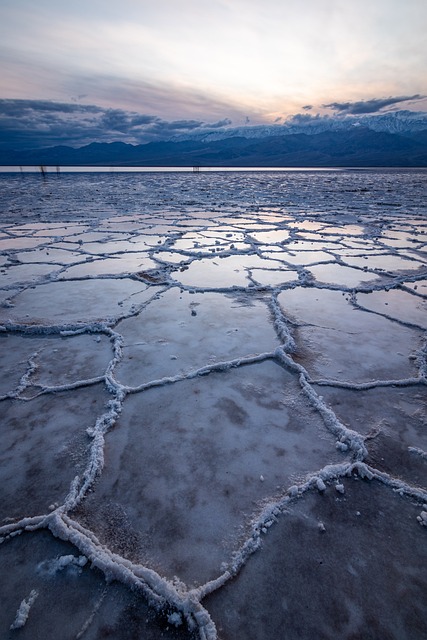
285 113 323 125
302 105 313 111
0 99 234 149
63 72 246 124
323 95 425 115
0 99 100 117
202 118 232 129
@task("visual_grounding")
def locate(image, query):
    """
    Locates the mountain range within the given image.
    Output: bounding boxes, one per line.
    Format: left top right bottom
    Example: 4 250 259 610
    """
2 110 427 167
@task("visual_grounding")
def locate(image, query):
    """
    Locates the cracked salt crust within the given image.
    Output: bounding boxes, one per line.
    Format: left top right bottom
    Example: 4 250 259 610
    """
0 169 426 640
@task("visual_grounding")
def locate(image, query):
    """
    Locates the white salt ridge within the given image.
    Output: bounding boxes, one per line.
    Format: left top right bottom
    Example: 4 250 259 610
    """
0 172 426 639
409 446 427 461
274 348 367 459
269 293 296 352
312 376 426 390
124 351 275 395
10 589 38 630
0 351 39 400
46 514 218 639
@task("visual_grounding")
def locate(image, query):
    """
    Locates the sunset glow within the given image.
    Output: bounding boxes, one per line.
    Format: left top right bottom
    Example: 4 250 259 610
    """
0 0 426 147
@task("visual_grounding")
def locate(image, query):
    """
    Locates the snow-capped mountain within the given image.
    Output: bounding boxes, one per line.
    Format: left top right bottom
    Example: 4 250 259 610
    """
172 110 427 143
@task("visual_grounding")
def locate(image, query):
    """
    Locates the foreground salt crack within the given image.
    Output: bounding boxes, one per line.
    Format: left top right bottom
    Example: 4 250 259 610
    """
0 170 426 639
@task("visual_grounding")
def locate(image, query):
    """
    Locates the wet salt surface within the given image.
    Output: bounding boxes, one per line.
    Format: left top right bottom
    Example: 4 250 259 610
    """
0 170 426 639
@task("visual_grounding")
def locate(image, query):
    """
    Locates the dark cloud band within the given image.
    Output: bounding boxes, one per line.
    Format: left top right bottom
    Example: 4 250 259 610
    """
323 95 425 115
0 99 233 149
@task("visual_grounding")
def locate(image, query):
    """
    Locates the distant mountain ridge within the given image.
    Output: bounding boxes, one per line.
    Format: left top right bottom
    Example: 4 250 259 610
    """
2 120 427 168
171 110 427 143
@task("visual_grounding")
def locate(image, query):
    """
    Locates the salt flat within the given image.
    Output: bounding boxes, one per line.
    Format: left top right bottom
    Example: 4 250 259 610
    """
0 169 426 639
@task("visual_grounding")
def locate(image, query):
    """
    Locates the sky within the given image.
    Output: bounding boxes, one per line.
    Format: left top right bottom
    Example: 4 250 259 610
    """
0 0 426 148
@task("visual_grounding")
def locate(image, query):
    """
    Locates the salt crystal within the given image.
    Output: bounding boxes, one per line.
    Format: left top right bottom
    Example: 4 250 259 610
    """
316 478 326 492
